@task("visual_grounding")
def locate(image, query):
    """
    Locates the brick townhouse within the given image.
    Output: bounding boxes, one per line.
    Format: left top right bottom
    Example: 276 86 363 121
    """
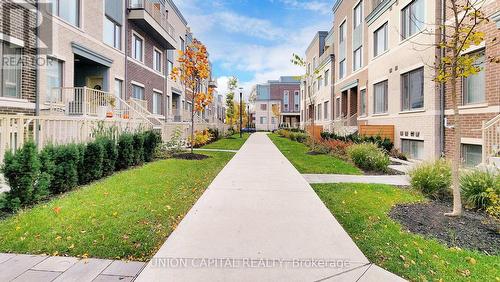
443 0 500 167
0 0 37 115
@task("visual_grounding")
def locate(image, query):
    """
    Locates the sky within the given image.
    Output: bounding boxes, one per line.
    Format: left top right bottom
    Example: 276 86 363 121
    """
172 0 333 98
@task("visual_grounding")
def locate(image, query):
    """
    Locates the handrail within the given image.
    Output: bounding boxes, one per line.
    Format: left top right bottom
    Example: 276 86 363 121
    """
128 98 163 126
484 114 500 129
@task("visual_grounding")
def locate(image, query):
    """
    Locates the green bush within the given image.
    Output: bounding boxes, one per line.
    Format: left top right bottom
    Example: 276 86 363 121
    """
347 143 390 172
80 141 104 184
409 159 451 200
132 133 145 165
98 137 118 176
50 144 80 194
117 133 134 170
143 130 161 162
461 169 500 210
1 142 50 210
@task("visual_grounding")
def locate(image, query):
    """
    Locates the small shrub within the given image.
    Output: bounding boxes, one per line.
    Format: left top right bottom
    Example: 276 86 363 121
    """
190 130 213 148
1 142 49 210
348 143 390 172
164 126 185 156
143 130 161 162
409 159 451 200
207 128 221 141
51 144 80 194
132 133 145 165
485 188 500 220
322 139 351 160
98 137 118 176
461 169 500 210
80 141 104 184
117 133 134 170
305 138 330 154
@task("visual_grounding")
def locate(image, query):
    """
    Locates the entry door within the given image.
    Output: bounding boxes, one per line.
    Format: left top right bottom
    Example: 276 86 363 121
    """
87 76 104 90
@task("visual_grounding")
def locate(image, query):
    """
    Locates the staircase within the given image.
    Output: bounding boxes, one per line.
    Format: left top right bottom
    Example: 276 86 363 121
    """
127 98 163 130
332 114 358 136
482 114 500 167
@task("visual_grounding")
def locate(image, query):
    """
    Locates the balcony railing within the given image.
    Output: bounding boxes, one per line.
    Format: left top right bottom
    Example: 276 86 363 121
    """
128 0 176 39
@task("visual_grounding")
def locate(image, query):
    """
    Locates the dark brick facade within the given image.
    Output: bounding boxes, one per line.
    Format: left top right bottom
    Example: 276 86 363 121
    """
270 83 300 113
0 0 37 115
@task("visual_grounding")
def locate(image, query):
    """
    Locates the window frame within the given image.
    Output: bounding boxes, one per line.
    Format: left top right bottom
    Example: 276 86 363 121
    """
462 50 486 105
339 59 346 79
51 0 80 27
401 0 424 40
353 1 363 29
324 101 329 120
461 143 482 167
294 90 300 111
353 46 363 71
401 139 424 160
283 90 289 112
360 88 367 116
103 16 121 50
0 42 23 99
152 90 163 115
153 47 163 73
373 80 388 114
132 31 145 63
374 22 388 57
132 83 145 100
401 67 424 111
45 57 64 102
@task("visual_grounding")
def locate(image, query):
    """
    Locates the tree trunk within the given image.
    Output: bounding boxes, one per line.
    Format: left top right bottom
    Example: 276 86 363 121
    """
190 82 196 154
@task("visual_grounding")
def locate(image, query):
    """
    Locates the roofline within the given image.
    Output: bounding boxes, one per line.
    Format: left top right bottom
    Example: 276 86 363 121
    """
166 0 188 26
305 31 329 54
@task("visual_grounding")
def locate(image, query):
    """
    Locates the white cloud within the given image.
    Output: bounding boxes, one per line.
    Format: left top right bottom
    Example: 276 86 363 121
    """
274 0 332 14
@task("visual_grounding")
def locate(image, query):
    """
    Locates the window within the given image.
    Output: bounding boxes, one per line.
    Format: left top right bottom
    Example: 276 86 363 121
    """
324 70 329 86
46 58 63 101
180 37 185 52
271 117 276 124
153 92 162 115
354 1 363 28
153 48 162 73
402 67 424 111
374 23 388 57
104 17 121 49
335 97 341 118
360 89 367 116
114 79 123 106
324 101 329 119
313 81 317 93
462 144 482 167
51 0 80 27
260 104 267 111
167 50 174 75
374 80 388 114
0 42 22 98
132 84 144 100
339 22 346 44
132 33 144 62
294 91 300 111
401 0 424 39
317 104 322 120
283 91 289 112
339 59 346 79
260 116 267 124
401 139 424 160
313 57 316 69
317 78 321 90
353 47 362 71
463 51 485 105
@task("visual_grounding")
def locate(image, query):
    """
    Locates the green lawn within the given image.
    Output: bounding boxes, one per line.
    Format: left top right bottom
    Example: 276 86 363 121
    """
313 183 500 281
202 133 250 150
269 134 362 175
0 152 233 261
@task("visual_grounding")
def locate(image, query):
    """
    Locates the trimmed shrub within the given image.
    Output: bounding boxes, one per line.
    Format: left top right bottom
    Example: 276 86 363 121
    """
117 133 134 170
143 130 161 162
461 169 500 210
98 137 118 176
1 142 49 210
80 141 104 184
347 143 390 172
132 133 145 165
51 144 80 194
290 132 308 143
409 159 451 200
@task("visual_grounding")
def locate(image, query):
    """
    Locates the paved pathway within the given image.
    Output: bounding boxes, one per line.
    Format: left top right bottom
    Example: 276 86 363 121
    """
0 253 146 282
137 133 404 281
303 174 410 186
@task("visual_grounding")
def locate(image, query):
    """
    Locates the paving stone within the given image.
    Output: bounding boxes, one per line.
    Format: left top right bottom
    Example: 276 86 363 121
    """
32 256 79 272
92 274 134 282
52 258 112 282
0 254 47 281
101 261 146 277
12 270 62 282
0 253 16 264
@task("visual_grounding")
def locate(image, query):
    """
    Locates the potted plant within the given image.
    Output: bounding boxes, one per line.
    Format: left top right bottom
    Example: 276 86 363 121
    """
106 96 117 118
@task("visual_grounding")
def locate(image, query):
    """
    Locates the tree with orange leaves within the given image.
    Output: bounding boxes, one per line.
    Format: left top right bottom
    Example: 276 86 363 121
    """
170 38 214 153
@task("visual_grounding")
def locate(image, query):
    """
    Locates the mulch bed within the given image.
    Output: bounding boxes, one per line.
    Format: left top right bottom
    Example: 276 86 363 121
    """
390 201 500 255
363 167 405 176
307 151 325 156
173 153 210 160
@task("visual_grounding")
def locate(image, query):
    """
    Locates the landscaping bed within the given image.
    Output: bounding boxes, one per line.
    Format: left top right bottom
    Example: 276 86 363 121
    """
313 183 500 281
390 201 499 255
201 133 250 150
173 153 211 160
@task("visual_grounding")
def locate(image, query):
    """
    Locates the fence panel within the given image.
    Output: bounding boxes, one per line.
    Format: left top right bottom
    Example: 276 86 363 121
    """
358 125 395 142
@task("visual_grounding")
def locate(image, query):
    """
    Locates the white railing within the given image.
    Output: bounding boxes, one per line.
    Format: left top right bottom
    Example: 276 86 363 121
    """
128 98 163 127
161 121 230 142
332 113 358 136
0 115 152 164
482 114 500 164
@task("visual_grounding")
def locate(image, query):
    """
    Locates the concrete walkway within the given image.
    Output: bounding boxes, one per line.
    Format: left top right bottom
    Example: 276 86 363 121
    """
0 253 146 282
136 133 404 281
304 174 410 186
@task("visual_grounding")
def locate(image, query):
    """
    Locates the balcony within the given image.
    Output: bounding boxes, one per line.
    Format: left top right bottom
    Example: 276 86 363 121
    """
128 0 176 49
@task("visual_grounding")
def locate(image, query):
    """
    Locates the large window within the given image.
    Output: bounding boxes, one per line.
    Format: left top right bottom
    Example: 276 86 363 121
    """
353 1 363 28
339 59 346 79
46 58 63 101
260 116 267 124
463 51 485 105
132 33 144 62
339 22 346 44
283 91 289 112
374 80 388 114
374 23 388 57
153 91 162 115
260 104 267 111
335 97 341 118
401 0 424 39
462 144 482 167
324 101 329 120
317 104 322 120
360 89 367 116
104 17 121 49
324 70 329 86
167 50 174 75
294 91 300 111
401 139 424 160
0 42 22 98
114 79 123 103
153 48 162 73
401 67 424 111
51 0 80 27
353 47 362 71
132 84 144 100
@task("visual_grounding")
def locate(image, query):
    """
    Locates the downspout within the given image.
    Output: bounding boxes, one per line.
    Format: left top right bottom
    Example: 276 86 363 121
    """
35 1 40 144
439 0 446 157
125 6 129 106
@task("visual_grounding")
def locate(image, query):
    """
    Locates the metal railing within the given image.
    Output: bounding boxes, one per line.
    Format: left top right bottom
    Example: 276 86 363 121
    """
482 114 500 164
128 0 176 38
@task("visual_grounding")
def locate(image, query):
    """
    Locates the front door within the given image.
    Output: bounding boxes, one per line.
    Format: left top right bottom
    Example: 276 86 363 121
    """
86 76 104 91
